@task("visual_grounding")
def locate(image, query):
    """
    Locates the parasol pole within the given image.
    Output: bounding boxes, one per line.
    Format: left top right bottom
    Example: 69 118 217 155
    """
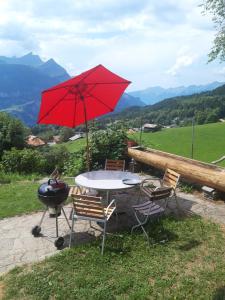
82 98 90 171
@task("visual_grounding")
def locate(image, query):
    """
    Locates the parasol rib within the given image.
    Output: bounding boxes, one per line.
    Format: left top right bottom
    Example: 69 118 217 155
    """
72 94 78 128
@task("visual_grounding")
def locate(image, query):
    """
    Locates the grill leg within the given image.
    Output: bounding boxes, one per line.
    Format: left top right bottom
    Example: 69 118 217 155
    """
69 210 75 248
61 207 71 229
56 212 59 237
39 208 48 227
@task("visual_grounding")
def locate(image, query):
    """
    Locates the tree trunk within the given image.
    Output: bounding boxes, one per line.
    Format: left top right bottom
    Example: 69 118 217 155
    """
128 147 225 192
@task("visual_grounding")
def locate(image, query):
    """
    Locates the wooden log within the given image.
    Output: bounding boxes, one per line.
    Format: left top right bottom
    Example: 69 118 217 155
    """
128 147 225 192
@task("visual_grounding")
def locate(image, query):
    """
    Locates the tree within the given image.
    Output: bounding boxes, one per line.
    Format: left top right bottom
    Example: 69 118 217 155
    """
59 127 74 142
202 0 225 61
0 112 26 158
90 127 127 169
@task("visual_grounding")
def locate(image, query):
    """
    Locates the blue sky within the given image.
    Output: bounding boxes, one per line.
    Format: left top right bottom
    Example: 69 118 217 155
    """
0 0 224 91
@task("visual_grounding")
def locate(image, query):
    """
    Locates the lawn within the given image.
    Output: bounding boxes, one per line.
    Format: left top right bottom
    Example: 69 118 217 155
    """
1 216 225 299
61 122 225 167
0 182 42 219
0 177 73 219
61 138 85 153
132 122 225 167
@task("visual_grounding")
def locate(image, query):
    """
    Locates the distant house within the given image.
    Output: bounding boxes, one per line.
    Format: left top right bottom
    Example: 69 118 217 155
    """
26 135 45 147
52 135 61 143
142 123 161 132
127 129 136 134
69 133 84 141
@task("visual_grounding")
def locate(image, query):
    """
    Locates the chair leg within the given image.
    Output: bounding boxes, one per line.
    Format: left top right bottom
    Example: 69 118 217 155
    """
174 194 182 214
164 198 169 210
137 189 142 204
131 212 149 241
69 212 75 248
101 222 107 255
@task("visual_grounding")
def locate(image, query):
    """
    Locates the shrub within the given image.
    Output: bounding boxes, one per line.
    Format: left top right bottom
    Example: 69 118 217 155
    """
90 127 128 169
63 150 86 176
0 112 27 158
39 145 70 174
0 148 45 174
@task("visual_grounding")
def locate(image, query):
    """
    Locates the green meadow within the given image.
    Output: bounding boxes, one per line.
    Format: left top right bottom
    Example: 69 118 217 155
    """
132 122 225 167
62 122 225 167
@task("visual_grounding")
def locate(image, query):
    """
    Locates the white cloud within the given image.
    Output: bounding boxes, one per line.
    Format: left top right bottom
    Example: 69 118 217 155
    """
0 0 223 90
166 54 197 76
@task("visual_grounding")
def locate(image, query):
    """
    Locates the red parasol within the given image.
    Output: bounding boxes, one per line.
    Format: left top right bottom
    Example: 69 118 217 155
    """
37 64 131 169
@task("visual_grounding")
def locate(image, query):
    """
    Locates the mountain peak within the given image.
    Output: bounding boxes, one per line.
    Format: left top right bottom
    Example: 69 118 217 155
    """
17 52 43 66
44 58 57 65
38 58 70 80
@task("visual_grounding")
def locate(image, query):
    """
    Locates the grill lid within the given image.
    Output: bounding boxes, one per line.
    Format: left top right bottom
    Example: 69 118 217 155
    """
38 179 69 197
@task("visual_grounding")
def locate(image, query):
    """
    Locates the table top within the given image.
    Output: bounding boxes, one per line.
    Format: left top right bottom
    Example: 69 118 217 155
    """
75 170 141 191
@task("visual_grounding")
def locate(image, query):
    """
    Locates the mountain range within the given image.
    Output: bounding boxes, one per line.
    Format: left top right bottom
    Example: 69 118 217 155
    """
0 53 145 125
103 83 225 128
129 81 224 105
0 52 224 126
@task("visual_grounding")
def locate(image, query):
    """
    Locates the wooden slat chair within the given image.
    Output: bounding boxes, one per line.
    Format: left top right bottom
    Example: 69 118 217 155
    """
69 194 116 254
140 168 180 211
131 187 172 241
69 185 87 197
159 168 180 210
69 184 98 197
105 159 125 171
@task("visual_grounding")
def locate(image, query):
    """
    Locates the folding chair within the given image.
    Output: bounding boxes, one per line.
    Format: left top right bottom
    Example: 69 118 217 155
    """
69 194 116 254
140 168 181 211
105 159 125 171
131 187 172 241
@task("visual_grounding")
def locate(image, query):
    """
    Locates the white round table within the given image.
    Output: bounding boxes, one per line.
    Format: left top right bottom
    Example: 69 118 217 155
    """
75 170 141 200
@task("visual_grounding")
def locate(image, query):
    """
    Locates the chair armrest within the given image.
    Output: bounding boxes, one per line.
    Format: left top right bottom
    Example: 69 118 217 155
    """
105 199 116 215
141 178 159 189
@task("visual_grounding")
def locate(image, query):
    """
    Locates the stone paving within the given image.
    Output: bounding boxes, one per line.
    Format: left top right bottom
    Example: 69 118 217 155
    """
1 181 225 275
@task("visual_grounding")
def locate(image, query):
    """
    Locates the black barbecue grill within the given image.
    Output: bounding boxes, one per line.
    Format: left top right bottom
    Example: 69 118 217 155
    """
31 178 71 249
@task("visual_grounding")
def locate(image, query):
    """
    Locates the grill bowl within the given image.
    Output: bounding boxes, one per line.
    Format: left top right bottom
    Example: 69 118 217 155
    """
38 179 69 208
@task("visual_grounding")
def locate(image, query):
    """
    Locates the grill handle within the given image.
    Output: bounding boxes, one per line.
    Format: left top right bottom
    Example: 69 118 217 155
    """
48 179 59 185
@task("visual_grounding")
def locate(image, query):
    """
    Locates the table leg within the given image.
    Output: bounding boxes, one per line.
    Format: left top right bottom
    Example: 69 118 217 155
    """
106 190 110 204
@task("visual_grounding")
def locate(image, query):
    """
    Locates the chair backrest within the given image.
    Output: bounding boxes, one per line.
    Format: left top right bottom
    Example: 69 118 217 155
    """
50 167 61 180
69 185 87 197
162 168 180 190
150 187 173 201
72 194 105 219
105 159 125 171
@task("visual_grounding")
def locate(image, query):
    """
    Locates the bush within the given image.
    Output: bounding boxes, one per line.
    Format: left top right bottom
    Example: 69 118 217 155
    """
90 127 128 169
0 148 45 174
63 150 86 176
0 112 27 158
39 145 70 174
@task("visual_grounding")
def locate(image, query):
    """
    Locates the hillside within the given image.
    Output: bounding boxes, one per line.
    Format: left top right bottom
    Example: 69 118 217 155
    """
0 64 66 125
129 81 224 105
131 122 225 167
101 84 225 128
0 53 144 125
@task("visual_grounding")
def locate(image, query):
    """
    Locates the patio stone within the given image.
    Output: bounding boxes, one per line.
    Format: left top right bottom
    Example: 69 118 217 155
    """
1 179 225 275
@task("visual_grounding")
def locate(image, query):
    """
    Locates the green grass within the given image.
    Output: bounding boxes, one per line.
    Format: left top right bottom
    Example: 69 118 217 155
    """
60 122 225 167
61 139 86 153
0 172 42 184
132 122 225 167
0 176 74 219
1 216 225 299
0 182 43 218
